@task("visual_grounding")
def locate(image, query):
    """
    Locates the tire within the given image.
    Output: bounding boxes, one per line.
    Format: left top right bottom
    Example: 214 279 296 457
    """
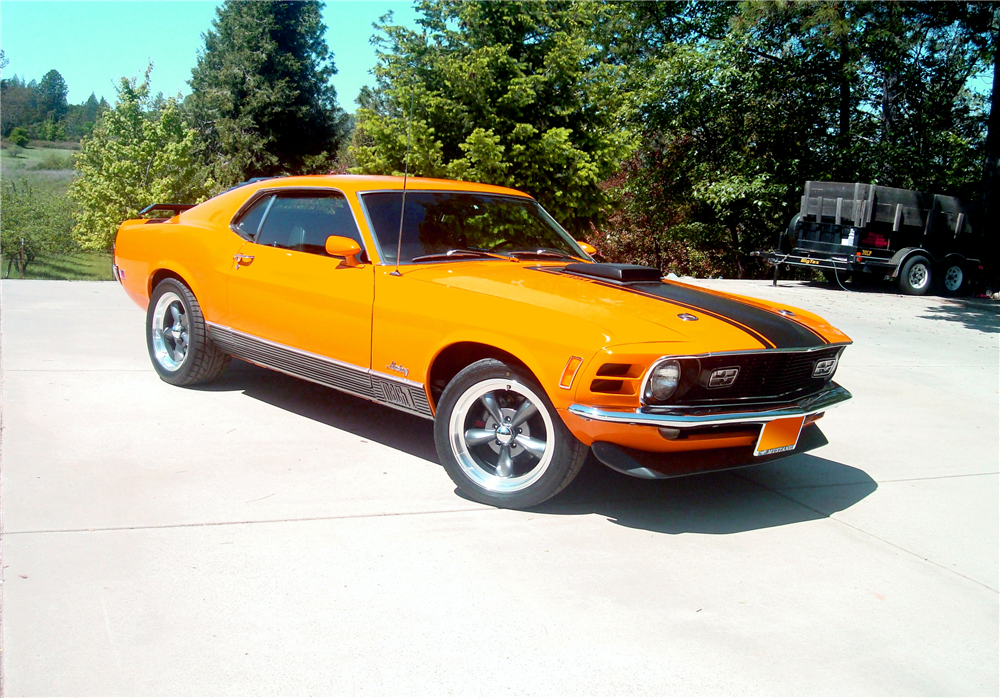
434 358 588 508
898 255 933 296
939 261 968 297
146 278 230 386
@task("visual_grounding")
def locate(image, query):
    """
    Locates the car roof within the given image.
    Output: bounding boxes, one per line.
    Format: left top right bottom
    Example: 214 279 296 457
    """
231 174 534 199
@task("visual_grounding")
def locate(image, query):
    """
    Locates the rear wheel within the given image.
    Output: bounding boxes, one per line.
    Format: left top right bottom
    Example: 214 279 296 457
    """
939 261 968 297
147 278 230 385
434 359 588 508
898 255 933 296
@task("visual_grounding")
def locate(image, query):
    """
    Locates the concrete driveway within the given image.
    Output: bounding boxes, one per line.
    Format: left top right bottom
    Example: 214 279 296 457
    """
1 279 997 696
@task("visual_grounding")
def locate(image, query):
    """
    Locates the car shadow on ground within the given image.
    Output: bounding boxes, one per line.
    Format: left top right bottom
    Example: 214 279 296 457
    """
198 360 878 536
534 454 877 535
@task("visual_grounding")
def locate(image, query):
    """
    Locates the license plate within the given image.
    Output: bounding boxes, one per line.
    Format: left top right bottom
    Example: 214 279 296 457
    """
754 416 805 457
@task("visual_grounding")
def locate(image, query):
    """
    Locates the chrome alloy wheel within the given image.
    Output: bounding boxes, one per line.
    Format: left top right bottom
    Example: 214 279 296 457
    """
907 262 930 291
150 291 190 372
943 265 964 292
448 378 556 493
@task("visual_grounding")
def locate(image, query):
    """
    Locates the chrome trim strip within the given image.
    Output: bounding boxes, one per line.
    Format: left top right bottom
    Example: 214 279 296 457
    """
568 384 851 428
207 322 433 420
369 368 425 390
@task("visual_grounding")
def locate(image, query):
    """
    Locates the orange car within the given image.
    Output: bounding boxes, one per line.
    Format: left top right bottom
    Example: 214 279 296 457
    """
114 175 852 508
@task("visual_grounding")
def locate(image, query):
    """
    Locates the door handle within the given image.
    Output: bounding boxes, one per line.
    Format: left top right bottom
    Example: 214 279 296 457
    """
233 254 255 268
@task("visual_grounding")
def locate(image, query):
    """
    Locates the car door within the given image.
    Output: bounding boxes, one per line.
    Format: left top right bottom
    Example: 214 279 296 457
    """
224 189 374 370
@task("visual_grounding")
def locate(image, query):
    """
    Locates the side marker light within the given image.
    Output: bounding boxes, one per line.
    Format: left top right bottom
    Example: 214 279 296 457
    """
559 357 583 389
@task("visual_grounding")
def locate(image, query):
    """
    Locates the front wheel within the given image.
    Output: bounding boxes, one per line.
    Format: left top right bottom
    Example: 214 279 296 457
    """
434 359 588 508
146 278 230 385
898 255 933 296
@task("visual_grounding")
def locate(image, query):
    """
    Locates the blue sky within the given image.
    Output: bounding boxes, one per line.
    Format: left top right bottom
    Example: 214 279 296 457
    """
0 1 420 110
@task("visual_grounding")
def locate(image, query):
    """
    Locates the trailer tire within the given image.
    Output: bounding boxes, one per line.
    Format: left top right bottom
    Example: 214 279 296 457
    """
939 261 968 297
898 255 933 296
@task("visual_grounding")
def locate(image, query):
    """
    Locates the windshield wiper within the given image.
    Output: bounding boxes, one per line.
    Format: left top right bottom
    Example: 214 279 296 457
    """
507 248 580 261
410 248 514 263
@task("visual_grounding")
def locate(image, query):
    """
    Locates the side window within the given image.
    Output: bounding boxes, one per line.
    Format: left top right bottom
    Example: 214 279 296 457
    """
233 195 272 239
256 193 364 257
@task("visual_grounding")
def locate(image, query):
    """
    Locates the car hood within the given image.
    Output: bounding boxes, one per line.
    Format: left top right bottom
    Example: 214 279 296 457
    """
401 262 849 351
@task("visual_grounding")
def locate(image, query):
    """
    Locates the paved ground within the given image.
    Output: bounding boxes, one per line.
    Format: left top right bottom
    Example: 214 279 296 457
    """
1 279 997 696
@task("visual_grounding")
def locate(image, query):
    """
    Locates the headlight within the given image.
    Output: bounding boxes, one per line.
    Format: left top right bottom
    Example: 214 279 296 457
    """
644 359 681 403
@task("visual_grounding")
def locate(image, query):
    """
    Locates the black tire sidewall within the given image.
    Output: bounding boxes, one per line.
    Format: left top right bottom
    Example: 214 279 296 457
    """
899 256 932 296
939 262 967 297
433 358 582 509
146 279 201 385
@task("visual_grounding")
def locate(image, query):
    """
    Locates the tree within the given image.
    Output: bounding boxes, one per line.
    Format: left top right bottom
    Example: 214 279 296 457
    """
0 75 39 137
351 1 630 235
589 1 993 278
69 68 209 251
1 179 76 277
9 126 29 147
36 69 69 122
187 0 348 188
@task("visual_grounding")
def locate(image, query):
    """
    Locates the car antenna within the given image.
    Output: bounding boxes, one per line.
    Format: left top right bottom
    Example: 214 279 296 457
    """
390 65 419 277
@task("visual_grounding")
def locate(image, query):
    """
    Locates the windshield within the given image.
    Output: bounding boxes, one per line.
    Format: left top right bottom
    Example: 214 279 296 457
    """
359 191 586 264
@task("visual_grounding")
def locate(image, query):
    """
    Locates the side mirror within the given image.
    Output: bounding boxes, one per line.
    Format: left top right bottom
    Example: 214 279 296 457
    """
577 240 597 257
325 235 362 267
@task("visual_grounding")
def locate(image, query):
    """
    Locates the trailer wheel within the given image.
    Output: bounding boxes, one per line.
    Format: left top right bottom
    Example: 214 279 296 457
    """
898 255 932 296
939 262 968 297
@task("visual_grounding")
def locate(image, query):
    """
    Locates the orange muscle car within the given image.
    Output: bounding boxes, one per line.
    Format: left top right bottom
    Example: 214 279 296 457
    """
114 175 852 508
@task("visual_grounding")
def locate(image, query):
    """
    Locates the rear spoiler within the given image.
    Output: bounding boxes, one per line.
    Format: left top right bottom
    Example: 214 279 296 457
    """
138 203 195 216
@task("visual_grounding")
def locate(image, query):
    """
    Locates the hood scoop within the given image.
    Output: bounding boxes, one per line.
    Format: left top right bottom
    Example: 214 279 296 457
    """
563 263 662 283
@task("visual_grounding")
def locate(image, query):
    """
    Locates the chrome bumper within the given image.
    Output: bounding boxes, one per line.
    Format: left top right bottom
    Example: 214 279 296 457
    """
568 384 851 428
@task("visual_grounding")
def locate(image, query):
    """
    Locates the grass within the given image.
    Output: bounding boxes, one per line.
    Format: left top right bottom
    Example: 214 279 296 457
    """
0 250 114 281
1 140 78 192
0 140 107 281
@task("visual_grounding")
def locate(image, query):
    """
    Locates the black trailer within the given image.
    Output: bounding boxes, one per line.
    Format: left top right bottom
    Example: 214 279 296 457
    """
755 181 984 295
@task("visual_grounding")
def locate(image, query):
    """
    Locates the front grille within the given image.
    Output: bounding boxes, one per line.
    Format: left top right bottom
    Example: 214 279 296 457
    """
670 347 843 405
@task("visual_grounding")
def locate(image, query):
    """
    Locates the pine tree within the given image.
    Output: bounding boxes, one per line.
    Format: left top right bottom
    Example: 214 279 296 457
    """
187 0 348 188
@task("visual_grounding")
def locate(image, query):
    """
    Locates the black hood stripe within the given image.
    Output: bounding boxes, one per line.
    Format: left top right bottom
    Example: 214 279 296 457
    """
533 267 828 349
627 281 827 348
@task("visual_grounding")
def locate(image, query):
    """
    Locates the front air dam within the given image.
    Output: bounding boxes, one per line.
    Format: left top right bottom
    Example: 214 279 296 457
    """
592 424 829 479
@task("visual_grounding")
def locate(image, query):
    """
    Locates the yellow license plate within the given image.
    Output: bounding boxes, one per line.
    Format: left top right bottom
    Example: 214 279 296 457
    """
754 416 805 456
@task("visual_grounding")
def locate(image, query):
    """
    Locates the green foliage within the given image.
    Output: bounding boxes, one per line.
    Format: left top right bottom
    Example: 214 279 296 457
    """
187 0 348 189
589 1 995 278
351 0 631 235
1 72 107 142
9 126 29 147
0 178 76 277
36 69 69 122
69 68 208 251
30 149 74 170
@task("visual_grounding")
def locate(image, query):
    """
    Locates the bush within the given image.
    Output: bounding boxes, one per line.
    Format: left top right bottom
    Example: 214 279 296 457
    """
29 150 74 170
9 127 29 147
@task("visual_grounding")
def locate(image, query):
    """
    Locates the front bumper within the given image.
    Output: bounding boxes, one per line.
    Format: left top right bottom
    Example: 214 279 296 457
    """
567 383 852 428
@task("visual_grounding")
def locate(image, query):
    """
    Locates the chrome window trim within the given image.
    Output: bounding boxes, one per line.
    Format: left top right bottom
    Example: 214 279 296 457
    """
228 186 372 260
355 189 588 266
637 344 848 407
569 384 852 428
